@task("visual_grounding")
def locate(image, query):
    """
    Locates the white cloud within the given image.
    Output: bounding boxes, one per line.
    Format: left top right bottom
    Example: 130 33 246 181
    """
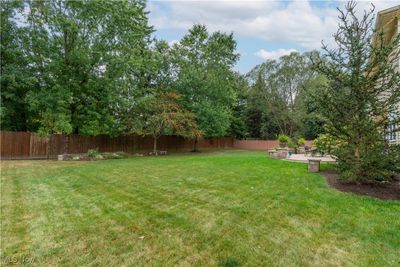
254 48 297 60
148 0 398 50
168 40 178 46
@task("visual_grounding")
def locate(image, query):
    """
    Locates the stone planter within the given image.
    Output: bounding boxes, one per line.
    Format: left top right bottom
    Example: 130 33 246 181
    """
276 148 289 159
268 148 289 159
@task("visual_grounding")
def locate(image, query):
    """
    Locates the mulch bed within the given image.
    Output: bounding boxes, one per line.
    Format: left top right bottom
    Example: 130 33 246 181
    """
321 170 400 200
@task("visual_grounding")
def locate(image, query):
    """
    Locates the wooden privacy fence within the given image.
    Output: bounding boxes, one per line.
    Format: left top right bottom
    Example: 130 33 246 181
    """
233 139 313 150
0 131 233 160
0 131 313 160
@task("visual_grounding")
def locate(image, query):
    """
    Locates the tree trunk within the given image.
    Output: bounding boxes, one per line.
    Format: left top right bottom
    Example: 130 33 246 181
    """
353 127 363 179
63 29 69 65
192 137 199 152
354 128 361 160
153 137 158 155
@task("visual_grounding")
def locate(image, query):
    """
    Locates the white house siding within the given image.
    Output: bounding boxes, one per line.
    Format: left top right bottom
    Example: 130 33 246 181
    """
377 6 400 145
391 17 399 145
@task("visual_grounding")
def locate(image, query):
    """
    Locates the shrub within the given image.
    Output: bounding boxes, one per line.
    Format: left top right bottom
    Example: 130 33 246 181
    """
336 143 400 183
387 145 400 175
287 138 299 154
277 134 290 147
322 128 399 183
87 149 99 158
314 134 341 155
297 138 306 146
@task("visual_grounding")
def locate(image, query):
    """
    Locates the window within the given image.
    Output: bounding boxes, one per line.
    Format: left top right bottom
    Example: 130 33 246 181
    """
386 112 397 141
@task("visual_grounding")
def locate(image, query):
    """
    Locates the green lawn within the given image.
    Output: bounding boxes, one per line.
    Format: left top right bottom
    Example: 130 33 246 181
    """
1 151 399 266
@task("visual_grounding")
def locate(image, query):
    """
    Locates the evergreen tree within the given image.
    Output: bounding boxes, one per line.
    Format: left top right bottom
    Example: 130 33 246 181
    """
312 1 400 182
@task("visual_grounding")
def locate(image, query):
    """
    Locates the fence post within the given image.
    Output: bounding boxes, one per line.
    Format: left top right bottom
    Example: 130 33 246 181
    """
63 134 70 154
29 132 33 159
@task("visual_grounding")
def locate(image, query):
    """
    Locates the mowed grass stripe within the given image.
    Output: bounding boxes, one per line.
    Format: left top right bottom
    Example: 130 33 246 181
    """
1 151 399 266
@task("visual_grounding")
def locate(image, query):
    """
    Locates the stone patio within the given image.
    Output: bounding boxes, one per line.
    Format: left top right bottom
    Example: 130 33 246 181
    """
284 153 336 163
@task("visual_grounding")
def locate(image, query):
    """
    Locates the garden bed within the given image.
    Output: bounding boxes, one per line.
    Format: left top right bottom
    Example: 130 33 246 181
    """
322 170 400 200
57 150 169 161
58 151 129 161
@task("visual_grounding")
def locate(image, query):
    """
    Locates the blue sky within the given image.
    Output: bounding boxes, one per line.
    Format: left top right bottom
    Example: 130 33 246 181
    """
147 0 398 73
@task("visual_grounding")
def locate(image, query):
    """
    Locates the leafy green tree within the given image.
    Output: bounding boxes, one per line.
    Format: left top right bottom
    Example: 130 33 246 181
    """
117 39 174 134
0 0 33 131
229 74 249 139
133 92 200 155
245 73 269 138
172 25 239 147
275 52 313 111
244 54 320 139
14 0 153 135
312 1 400 182
294 74 328 139
245 60 281 139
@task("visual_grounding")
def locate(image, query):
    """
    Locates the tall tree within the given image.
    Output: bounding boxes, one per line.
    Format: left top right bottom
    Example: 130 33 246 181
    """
0 0 33 131
229 73 249 139
117 39 174 134
172 25 239 145
14 0 153 135
294 74 328 139
312 1 400 182
244 53 320 138
246 73 268 138
276 52 312 111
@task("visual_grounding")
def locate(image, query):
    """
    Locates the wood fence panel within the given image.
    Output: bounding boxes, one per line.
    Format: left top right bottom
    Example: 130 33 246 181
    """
3 131 319 160
1 131 31 159
49 134 64 158
1 131 317 160
233 140 313 150
29 134 49 159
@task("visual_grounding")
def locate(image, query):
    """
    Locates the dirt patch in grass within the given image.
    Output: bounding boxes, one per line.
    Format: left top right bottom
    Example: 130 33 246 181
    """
322 170 400 200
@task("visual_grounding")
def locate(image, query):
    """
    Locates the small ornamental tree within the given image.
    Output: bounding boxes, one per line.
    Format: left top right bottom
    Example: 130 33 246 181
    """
311 1 400 182
135 92 201 155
